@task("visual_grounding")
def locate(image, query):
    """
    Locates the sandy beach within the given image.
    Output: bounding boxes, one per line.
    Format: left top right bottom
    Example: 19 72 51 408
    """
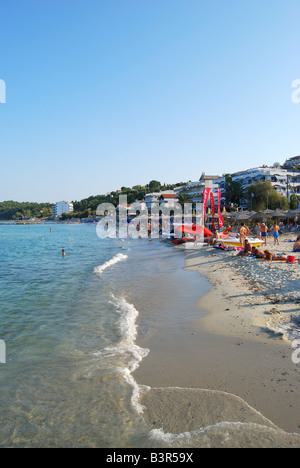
134 233 300 448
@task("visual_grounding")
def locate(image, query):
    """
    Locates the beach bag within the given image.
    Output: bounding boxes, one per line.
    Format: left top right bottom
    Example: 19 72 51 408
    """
287 256 296 264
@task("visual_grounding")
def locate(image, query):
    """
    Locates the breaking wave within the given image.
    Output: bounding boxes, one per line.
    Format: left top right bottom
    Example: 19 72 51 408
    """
93 253 128 275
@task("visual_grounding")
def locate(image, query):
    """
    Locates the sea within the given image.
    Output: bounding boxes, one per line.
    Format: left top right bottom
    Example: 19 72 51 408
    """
0 223 299 448
0 223 210 448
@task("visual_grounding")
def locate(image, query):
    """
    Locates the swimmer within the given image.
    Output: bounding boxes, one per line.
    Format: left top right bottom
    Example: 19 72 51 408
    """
62 249 66 257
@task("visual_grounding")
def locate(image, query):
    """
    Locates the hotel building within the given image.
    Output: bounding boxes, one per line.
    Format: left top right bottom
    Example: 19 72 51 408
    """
52 201 74 218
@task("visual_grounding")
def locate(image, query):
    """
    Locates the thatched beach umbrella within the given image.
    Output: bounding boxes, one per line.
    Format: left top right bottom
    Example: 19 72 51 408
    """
263 209 274 215
285 210 297 218
270 208 288 225
230 212 251 229
232 212 250 220
220 208 233 218
270 208 287 217
285 209 299 226
250 211 271 220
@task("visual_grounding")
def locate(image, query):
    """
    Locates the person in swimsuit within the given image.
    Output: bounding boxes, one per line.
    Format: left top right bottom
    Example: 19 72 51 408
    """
252 247 266 259
273 223 280 246
256 223 262 239
237 239 253 257
293 235 300 252
260 223 268 246
264 250 287 262
239 222 250 248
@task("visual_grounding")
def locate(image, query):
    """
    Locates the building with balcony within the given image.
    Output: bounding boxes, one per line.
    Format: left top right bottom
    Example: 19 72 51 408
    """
178 173 220 204
215 166 300 209
283 155 300 169
144 191 178 210
52 201 74 218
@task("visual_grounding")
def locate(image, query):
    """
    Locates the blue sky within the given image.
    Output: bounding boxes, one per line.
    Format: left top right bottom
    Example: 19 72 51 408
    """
1 0 300 203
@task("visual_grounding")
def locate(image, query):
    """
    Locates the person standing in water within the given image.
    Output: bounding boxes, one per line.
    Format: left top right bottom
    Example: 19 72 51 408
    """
62 249 66 257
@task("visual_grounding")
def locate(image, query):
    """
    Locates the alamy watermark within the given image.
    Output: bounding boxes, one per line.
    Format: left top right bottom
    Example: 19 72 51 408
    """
0 79 6 104
291 79 300 104
0 340 6 364
96 195 204 240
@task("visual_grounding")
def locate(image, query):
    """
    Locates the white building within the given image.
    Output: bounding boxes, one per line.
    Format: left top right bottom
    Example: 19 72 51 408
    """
52 201 74 218
215 165 300 209
179 173 220 204
144 192 161 210
283 155 300 169
144 191 178 210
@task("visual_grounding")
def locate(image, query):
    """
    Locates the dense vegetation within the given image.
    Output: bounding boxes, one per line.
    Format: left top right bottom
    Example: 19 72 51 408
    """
63 181 184 219
0 201 52 220
223 176 293 211
1 176 299 220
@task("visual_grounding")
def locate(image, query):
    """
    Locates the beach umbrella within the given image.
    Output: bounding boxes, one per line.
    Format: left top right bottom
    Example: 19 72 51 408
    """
285 209 300 225
270 208 288 225
232 212 250 220
263 209 274 215
250 211 271 220
223 211 236 218
220 208 233 218
270 208 287 217
285 210 298 218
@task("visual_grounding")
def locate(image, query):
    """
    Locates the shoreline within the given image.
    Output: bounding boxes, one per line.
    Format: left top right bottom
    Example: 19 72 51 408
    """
134 234 300 447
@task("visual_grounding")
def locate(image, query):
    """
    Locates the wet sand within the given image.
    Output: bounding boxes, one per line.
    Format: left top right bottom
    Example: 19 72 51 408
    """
134 234 300 447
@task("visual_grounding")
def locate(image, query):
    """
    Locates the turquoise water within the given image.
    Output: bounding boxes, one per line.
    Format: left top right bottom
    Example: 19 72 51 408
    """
0 223 209 447
1 224 300 448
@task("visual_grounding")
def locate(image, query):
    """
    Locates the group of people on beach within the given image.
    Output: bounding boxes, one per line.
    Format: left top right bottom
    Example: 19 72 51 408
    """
237 237 300 263
240 221 280 247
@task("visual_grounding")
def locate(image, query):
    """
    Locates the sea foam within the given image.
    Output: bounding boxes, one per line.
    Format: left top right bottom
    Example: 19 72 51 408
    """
93 253 128 274
94 294 149 414
110 294 150 413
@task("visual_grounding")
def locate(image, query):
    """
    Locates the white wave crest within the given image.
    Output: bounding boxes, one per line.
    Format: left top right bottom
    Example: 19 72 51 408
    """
94 253 128 274
96 294 149 414
149 422 300 448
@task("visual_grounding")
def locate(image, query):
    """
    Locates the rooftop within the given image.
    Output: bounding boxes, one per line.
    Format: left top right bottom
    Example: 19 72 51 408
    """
286 155 300 161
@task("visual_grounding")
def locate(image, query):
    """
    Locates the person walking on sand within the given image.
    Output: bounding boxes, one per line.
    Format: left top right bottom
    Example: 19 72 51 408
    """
239 222 250 248
273 223 280 246
260 223 268 246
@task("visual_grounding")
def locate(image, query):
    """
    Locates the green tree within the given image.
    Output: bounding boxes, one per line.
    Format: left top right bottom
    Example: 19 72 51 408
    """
224 174 248 208
0 201 52 220
248 181 289 211
178 193 193 207
148 180 161 192
289 194 300 210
